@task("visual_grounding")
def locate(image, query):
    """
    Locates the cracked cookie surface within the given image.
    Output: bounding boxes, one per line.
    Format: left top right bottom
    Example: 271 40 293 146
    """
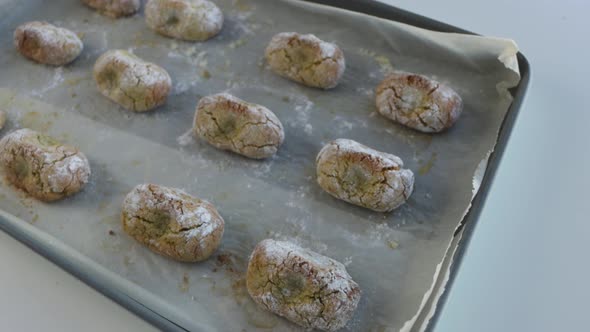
193 93 285 159
14 21 83 66
316 139 414 212
246 239 361 331
122 184 224 262
375 72 463 133
0 128 90 202
145 0 223 41
265 32 345 89
93 50 172 112
82 0 140 18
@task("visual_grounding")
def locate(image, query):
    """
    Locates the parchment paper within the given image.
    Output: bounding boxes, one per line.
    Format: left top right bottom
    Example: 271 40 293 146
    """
0 0 520 330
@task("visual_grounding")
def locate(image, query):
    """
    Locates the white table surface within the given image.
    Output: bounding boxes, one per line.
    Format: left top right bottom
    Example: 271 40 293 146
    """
1 0 588 331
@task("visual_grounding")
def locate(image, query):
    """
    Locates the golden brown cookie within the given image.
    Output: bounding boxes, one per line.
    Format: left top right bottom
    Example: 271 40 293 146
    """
247 239 361 331
265 32 345 89
145 0 223 41
316 139 414 212
93 50 172 112
375 72 463 133
0 128 91 201
82 0 140 18
14 21 83 66
193 93 285 159
122 184 224 262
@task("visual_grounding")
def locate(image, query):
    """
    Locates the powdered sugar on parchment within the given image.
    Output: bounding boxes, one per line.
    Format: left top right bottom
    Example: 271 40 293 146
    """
176 128 196 147
31 67 64 97
358 48 394 74
289 93 314 135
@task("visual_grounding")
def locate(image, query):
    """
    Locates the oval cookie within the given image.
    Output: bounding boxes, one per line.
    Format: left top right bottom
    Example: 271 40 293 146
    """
145 0 223 41
82 0 140 18
0 128 91 201
122 184 225 262
193 93 285 159
316 138 414 212
265 32 345 89
375 72 463 133
247 239 361 331
93 50 172 112
14 21 83 66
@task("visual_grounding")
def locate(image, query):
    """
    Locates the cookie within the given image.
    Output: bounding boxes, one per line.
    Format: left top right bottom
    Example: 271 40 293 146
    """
265 32 345 89
14 21 83 66
375 72 463 133
0 128 90 201
82 0 140 18
145 0 223 41
122 184 224 262
193 93 284 159
93 50 172 112
316 139 414 212
246 239 361 331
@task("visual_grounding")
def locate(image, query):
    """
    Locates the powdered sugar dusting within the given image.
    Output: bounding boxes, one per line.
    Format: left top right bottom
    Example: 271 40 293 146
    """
249 239 361 330
272 32 341 59
31 67 64 97
261 239 340 269
316 138 414 211
176 128 195 146
19 21 82 50
198 0 224 33
327 138 404 168
121 184 224 262
287 93 314 135
319 40 337 58
104 50 171 87
0 128 90 200
145 0 223 41
124 184 212 229
47 153 90 192
27 22 62 46
266 32 345 89
14 21 83 66
358 48 394 74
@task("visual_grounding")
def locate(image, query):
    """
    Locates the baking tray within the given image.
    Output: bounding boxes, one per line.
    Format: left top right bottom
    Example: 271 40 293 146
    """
0 0 530 331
